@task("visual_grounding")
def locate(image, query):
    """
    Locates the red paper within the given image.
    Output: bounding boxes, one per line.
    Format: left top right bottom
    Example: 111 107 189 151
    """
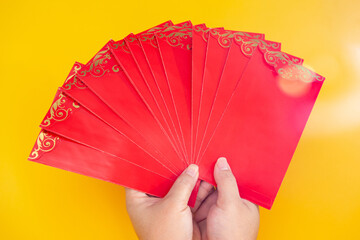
109 33 184 160
40 89 178 179
61 63 182 175
193 28 265 163
137 21 193 163
195 37 283 163
127 23 190 163
191 24 223 163
29 130 174 197
199 47 325 209
124 21 184 156
155 21 194 162
62 63 164 158
29 20 326 209
76 43 185 172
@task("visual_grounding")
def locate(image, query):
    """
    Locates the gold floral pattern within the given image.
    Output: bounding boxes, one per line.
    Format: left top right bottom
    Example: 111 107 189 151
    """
28 131 59 160
156 27 193 50
277 64 325 82
108 40 130 53
112 65 120 72
193 24 210 42
239 39 281 57
78 48 112 77
210 29 264 48
209 29 232 48
264 50 302 67
63 75 87 90
125 34 137 43
62 64 87 90
137 34 158 48
134 21 172 44
40 92 75 127
78 46 121 78
72 102 80 108
264 50 325 82
137 21 189 48
233 31 263 41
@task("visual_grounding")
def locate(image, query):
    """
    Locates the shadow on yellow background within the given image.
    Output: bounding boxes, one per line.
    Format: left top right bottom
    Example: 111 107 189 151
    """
1 0 359 239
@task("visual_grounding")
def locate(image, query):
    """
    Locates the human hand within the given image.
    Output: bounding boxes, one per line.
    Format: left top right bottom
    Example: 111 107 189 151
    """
125 164 201 240
125 157 260 240
193 157 260 240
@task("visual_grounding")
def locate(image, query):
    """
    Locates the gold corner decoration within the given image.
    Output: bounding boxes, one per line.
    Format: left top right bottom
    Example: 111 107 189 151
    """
239 39 281 57
157 29 192 50
28 131 60 160
108 40 131 54
264 50 324 82
137 34 158 48
63 75 87 90
210 29 264 48
40 93 74 127
209 29 232 48
277 64 325 82
78 46 121 78
63 64 87 90
264 50 302 67
193 25 211 43
137 21 177 48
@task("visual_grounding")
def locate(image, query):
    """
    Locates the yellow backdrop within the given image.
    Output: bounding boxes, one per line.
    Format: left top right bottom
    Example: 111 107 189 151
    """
1 0 359 239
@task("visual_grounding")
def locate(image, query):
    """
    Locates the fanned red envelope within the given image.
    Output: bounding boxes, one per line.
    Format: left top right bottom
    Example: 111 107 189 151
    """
41 89 176 179
29 130 174 196
192 28 265 163
29 20 325 209
194 31 284 163
61 64 176 176
155 21 194 162
191 24 223 162
198 48 324 208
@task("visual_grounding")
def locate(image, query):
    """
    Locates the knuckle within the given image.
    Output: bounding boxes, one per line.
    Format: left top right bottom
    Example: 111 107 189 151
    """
221 170 236 181
177 174 193 186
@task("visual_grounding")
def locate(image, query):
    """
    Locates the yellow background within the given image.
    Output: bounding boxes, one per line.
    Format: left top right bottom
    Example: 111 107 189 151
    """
1 0 359 239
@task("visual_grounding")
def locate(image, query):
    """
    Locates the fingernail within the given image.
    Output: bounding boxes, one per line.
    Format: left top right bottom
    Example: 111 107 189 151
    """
217 157 230 171
185 164 199 177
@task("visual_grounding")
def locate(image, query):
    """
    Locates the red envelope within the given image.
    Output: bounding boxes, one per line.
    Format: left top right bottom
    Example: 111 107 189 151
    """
61 63 180 175
198 47 325 209
155 21 194 162
124 21 181 145
40 89 178 179
109 33 185 161
191 24 224 163
195 37 283 164
137 21 193 164
125 23 189 163
134 22 203 206
61 24 197 206
29 130 174 197
76 43 186 171
29 20 326 209
193 28 265 163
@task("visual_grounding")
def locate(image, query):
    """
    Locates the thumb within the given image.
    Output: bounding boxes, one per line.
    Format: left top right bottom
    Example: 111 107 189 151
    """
164 164 199 206
214 157 241 206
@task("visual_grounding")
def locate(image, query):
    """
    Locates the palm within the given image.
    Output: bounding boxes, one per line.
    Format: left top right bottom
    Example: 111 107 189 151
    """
194 190 259 240
193 191 218 240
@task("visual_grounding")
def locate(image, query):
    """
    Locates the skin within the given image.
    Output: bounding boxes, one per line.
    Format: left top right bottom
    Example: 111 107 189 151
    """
125 157 260 240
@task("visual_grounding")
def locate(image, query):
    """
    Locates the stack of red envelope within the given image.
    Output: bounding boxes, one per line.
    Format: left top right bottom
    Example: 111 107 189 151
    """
28 20 325 209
